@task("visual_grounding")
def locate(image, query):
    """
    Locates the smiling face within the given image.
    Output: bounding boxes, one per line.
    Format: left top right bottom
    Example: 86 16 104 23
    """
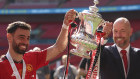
10 28 30 54
6 21 31 55
113 18 133 49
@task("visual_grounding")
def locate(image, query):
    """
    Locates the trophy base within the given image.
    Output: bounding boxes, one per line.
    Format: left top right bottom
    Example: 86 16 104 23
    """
70 49 91 59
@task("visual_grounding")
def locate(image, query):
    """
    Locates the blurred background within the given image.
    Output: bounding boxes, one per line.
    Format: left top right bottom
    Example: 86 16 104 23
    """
0 0 140 78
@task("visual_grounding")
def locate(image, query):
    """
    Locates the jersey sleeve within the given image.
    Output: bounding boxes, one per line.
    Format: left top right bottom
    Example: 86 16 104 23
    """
36 49 49 69
24 49 49 71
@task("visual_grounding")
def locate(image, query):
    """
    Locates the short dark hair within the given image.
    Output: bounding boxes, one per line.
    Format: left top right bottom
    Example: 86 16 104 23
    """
6 21 31 33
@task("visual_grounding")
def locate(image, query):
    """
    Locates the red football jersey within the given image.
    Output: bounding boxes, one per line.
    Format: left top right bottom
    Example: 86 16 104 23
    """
0 49 49 79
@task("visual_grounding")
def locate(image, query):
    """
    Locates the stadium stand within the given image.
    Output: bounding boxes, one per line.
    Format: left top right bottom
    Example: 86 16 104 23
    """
0 0 139 9
29 23 40 30
60 0 93 8
40 22 61 39
131 20 140 33
108 0 140 6
0 24 7 39
7 3 58 9
0 0 6 8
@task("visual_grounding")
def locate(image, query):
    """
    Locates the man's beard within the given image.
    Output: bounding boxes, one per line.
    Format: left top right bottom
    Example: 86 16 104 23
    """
12 40 28 55
114 37 128 48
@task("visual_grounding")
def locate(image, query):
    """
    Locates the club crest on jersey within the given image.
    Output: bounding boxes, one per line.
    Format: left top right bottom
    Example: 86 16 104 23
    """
26 64 33 72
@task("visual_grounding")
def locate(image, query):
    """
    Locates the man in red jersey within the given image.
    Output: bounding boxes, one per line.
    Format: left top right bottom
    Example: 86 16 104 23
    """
0 9 77 79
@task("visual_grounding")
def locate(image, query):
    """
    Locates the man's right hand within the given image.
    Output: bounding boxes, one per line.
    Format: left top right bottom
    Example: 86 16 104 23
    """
63 9 77 28
102 21 113 39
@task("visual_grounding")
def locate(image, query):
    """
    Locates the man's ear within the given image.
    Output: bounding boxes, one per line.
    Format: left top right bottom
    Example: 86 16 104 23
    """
7 33 12 42
130 28 133 36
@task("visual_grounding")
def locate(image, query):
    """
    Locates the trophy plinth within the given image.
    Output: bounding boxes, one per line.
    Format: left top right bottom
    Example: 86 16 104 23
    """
70 0 105 59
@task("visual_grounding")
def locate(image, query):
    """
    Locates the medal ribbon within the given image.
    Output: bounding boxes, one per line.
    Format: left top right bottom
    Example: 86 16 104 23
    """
6 52 26 79
86 50 100 79
86 31 105 79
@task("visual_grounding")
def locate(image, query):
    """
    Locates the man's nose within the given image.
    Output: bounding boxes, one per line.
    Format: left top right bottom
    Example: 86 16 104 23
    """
116 31 122 37
22 39 29 44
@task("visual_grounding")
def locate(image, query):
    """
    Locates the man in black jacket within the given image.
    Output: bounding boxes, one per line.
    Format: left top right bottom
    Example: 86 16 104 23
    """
76 17 140 79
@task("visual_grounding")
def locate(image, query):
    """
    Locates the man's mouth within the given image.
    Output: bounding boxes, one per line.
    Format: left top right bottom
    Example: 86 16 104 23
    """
20 45 26 50
117 38 123 41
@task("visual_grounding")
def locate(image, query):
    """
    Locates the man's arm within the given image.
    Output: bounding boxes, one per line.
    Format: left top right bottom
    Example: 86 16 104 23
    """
46 9 77 61
76 58 88 79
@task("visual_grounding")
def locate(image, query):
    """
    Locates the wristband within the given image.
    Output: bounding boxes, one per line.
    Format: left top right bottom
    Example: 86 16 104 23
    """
62 23 69 29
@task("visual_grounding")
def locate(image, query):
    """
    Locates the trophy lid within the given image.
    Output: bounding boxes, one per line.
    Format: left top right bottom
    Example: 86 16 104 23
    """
78 0 104 37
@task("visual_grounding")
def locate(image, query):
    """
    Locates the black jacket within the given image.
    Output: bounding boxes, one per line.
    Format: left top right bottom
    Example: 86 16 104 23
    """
100 44 140 79
79 44 140 79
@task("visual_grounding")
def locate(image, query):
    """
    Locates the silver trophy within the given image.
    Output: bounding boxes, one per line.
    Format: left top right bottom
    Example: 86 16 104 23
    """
70 0 105 59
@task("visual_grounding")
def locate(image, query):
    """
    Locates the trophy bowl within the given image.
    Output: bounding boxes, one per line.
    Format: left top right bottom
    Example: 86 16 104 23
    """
70 0 105 59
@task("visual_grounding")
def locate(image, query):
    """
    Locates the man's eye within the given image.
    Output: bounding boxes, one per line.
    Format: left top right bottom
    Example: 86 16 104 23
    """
121 30 125 32
114 31 117 33
19 37 24 39
27 38 30 40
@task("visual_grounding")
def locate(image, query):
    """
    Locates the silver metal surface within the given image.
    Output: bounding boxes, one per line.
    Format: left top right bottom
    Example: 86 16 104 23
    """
70 0 105 59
